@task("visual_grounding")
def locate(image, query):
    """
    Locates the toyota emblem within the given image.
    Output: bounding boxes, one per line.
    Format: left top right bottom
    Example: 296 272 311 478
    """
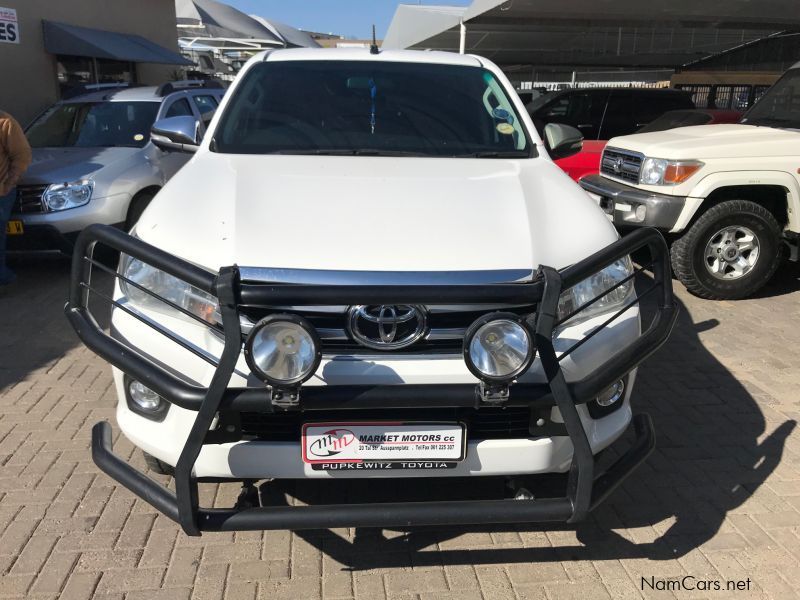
612 157 624 174
347 305 428 350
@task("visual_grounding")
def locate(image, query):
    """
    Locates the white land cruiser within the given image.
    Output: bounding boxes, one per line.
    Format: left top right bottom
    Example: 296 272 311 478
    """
67 48 676 535
581 62 800 300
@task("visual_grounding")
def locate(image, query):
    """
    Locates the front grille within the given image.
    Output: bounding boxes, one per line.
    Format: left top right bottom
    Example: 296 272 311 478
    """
600 148 643 184
239 407 533 441
239 305 533 355
13 184 48 214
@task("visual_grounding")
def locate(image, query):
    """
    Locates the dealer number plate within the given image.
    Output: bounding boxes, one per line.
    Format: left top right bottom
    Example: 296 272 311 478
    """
302 422 466 471
5 220 23 235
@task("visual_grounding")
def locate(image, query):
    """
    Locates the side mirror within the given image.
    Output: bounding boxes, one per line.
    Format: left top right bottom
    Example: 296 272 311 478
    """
543 123 583 160
151 116 200 153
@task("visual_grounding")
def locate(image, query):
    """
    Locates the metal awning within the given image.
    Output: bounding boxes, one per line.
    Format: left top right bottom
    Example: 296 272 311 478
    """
384 0 800 70
42 20 192 65
175 0 320 50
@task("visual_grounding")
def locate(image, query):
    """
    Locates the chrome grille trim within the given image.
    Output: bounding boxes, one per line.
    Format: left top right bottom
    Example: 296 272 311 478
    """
14 184 49 214
600 148 644 184
236 269 536 355
238 267 535 285
239 308 530 355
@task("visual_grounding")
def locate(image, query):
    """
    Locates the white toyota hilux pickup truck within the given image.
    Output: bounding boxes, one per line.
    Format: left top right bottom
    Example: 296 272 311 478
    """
581 62 800 300
66 48 676 535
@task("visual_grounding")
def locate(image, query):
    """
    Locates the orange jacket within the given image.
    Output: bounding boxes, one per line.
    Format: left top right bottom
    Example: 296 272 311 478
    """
0 110 32 197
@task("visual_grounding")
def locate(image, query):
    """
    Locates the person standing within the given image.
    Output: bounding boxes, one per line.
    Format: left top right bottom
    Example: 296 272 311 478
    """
0 110 32 286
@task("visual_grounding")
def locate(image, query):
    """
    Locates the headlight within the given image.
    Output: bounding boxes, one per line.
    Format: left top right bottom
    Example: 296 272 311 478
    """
640 158 703 186
244 314 321 387
557 258 635 328
119 254 220 325
43 180 93 211
463 313 535 382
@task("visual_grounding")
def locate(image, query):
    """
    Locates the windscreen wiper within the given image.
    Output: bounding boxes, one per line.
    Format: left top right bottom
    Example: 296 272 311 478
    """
456 151 531 158
263 149 427 157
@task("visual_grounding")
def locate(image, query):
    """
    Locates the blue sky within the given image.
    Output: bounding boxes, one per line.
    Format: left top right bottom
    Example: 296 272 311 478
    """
224 0 470 39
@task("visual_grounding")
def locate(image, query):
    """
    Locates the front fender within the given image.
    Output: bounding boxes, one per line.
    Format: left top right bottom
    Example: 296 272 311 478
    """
684 170 800 232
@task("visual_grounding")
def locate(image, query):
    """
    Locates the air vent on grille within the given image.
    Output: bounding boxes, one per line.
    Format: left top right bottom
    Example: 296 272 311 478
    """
14 185 48 214
601 148 643 184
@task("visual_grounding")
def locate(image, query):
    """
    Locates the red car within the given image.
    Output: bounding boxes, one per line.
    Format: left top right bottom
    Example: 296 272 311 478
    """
556 109 743 181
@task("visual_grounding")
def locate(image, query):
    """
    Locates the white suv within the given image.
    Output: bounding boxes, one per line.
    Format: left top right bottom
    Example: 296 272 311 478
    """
581 62 800 300
66 48 676 535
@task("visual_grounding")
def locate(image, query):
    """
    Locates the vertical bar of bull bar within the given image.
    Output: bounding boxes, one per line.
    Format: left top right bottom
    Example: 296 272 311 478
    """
174 267 241 535
69 230 95 310
534 266 595 523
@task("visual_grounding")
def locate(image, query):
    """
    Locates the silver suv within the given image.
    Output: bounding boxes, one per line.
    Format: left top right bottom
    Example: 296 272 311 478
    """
8 82 225 253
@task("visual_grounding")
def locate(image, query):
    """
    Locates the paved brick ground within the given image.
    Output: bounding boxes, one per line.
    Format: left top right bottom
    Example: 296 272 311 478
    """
1 252 799 600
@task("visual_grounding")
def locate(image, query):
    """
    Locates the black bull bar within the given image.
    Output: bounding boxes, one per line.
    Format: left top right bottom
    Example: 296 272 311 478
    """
66 224 677 535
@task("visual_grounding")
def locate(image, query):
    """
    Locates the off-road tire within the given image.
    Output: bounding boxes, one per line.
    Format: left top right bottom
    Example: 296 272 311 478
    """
142 451 174 476
670 199 782 300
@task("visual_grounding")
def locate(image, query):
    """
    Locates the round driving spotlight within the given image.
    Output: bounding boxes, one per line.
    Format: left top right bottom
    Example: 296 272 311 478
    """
463 313 535 382
244 314 322 387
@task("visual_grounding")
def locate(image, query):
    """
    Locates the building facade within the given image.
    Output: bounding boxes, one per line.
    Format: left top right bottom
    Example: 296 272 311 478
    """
0 0 187 124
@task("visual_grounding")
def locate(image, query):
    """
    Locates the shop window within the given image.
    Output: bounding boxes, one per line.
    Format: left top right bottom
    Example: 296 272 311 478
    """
96 59 135 85
56 55 136 98
56 56 93 98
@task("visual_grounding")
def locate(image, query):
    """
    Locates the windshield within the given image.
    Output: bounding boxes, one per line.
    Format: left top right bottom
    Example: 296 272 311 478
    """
214 60 532 157
637 110 713 133
741 69 800 128
26 101 160 148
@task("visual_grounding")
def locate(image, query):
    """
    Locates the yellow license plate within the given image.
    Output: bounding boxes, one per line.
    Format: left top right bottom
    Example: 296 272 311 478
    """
6 220 23 235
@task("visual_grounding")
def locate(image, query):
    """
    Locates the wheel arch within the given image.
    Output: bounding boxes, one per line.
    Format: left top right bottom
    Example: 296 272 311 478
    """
125 185 161 228
682 171 800 232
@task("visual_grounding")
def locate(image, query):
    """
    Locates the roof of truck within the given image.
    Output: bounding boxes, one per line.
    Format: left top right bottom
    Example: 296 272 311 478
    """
256 47 485 68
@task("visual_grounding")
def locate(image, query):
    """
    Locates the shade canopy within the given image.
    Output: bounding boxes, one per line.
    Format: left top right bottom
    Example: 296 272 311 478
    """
42 20 193 65
176 0 319 49
384 0 800 70
250 15 320 49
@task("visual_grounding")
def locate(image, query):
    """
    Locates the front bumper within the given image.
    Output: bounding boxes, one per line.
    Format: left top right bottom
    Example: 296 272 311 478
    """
6 223 78 253
66 225 677 534
92 414 655 531
580 174 686 230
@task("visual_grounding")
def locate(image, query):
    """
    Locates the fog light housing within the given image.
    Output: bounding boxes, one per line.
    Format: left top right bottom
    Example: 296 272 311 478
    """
597 380 625 406
463 313 535 401
588 379 626 418
244 314 322 389
124 377 169 421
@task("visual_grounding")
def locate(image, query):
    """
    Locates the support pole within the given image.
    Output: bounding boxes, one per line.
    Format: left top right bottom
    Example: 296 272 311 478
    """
459 19 466 54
